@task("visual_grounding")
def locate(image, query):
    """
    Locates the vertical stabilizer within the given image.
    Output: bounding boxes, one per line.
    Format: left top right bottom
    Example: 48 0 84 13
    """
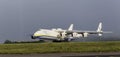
68 24 73 30
97 22 102 32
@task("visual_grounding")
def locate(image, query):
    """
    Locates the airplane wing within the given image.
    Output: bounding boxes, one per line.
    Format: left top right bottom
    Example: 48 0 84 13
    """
57 30 112 38
65 30 112 34
57 22 112 37
65 30 100 34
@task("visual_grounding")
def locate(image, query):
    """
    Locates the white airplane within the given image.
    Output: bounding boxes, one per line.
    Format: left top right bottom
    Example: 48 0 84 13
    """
31 22 112 42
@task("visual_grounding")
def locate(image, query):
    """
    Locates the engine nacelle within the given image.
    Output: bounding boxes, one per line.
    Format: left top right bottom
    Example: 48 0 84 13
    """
73 32 77 37
98 33 102 36
61 32 67 38
83 32 88 37
73 32 82 38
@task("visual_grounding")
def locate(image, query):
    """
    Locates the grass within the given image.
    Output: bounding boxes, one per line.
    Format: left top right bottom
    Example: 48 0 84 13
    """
0 41 120 54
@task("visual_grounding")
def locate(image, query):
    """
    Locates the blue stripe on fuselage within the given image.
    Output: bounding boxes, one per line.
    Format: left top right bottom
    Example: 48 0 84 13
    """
36 36 59 40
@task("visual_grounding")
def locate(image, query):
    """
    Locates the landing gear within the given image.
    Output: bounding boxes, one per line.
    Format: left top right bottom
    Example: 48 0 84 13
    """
64 38 72 42
52 39 70 42
52 40 62 42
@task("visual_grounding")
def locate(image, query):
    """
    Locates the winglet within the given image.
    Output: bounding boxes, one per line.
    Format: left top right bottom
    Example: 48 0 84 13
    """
97 22 102 32
68 24 73 30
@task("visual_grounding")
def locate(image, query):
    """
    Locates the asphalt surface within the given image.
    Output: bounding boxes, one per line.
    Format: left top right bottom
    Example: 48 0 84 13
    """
0 52 120 57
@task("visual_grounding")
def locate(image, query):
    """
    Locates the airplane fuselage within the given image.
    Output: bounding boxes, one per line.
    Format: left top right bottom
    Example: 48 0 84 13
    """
32 29 59 38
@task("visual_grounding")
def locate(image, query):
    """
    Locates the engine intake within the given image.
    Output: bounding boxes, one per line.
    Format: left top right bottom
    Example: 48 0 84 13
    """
72 32 82 38
83 32 88 37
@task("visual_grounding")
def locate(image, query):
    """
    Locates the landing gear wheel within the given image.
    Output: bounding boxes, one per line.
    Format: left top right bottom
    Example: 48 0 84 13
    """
52 40 62 42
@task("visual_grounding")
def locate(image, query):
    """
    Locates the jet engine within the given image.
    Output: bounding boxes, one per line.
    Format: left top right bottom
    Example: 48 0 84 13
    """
98 33 102 36
73 32 82 38
61 31 67 38
83 32 89 37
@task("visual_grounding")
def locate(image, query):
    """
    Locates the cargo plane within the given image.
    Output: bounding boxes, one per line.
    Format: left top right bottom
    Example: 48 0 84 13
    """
31 22 112 42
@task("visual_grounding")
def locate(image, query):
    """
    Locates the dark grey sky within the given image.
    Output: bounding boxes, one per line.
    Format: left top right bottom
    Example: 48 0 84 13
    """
0 0 120 43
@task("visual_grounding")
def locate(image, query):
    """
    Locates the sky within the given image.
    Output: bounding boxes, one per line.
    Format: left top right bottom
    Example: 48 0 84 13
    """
0 0 120 43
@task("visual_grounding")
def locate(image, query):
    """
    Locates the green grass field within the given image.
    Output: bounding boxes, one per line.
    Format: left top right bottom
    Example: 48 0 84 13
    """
0 41 120 54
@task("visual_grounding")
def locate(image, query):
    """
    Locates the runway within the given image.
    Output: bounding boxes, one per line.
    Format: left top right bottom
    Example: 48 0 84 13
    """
0 52 120 57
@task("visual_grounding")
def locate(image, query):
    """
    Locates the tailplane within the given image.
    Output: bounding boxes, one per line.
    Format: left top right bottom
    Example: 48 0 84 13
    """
96 22 112 36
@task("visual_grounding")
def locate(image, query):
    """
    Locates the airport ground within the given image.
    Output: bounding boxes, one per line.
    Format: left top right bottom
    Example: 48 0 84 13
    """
1 41 120 54
0 41 120 57
0 52 120 57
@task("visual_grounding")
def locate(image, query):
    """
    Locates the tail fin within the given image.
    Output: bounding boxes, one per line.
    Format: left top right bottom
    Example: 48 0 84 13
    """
97 22 102 32
68 24 73 30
